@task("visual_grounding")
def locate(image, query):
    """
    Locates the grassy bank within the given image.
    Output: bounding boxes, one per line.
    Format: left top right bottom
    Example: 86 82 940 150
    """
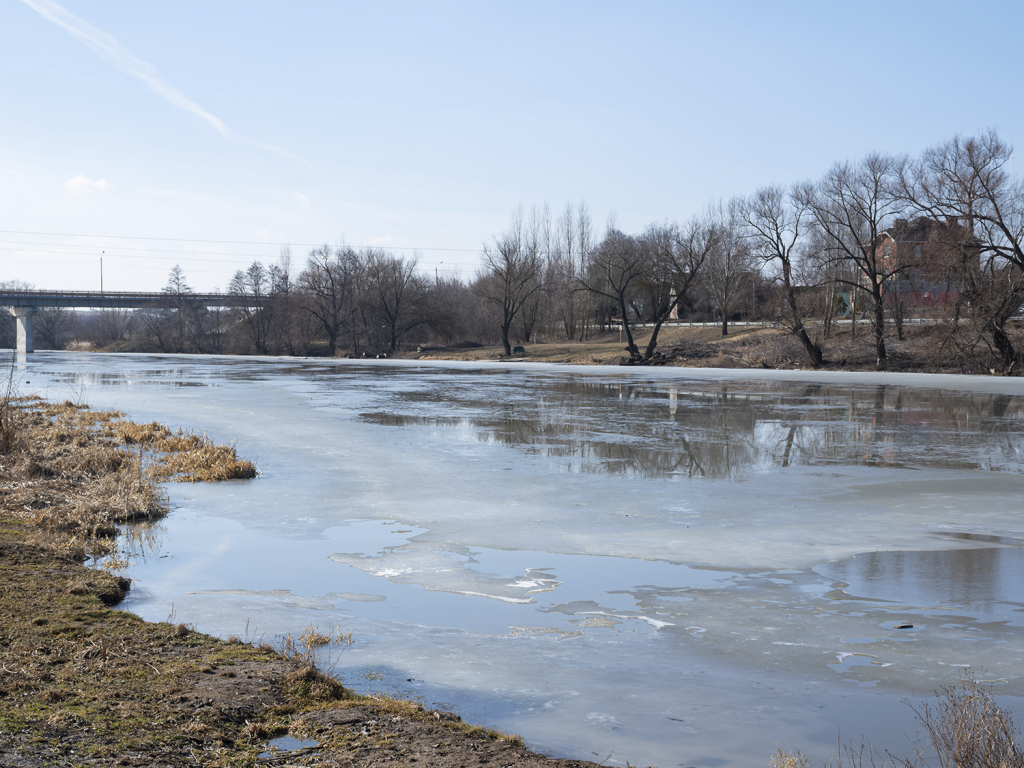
0 395 603 767
413 322 1023 374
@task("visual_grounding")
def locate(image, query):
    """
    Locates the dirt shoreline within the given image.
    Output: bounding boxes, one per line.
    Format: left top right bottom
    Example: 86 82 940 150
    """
0 398 605 768
0 519 606 767
401 323 1023 376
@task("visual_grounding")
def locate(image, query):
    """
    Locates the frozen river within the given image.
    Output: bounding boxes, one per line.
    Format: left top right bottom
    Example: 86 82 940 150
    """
16 352 1024 767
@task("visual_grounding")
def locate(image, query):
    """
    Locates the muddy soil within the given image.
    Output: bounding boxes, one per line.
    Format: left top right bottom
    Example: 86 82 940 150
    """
0 528 603 767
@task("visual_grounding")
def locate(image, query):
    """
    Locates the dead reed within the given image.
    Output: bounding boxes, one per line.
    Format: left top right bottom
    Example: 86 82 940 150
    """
0 394 257 564
773 674 1022 768
146 431 258 482
905 675 1022 768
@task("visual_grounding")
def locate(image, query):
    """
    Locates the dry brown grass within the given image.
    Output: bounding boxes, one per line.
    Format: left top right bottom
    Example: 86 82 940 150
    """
774 675 1022 768
285 663 350 702
101 419 172 445
98 417 258 482
0 395 258 563
146 432 258 482
904 675 1023 768
770 748 810 768
297 623 354 648
412 322 1022 373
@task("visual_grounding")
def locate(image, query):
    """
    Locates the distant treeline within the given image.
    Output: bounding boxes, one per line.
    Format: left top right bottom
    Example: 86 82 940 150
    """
4 129 1023 373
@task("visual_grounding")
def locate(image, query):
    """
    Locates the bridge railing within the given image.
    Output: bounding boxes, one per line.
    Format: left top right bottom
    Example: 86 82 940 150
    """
0 290 265 308
0 289 236 301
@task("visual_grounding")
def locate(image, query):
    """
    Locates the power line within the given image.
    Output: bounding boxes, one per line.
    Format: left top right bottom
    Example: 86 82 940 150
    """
103 259 239 275
0 246 273 265
1 239 284 259
0 246 480 269
0 229 485 255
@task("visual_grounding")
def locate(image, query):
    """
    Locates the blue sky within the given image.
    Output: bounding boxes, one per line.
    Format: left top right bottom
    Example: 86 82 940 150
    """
2 0 1022 292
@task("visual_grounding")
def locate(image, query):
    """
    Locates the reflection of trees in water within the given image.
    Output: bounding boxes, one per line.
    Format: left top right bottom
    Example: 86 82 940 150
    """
57 370 212 388
821 546 1024 610
362 377 1024 479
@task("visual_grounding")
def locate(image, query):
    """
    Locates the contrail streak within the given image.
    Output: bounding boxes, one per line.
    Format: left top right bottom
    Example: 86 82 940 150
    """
19 0 304 162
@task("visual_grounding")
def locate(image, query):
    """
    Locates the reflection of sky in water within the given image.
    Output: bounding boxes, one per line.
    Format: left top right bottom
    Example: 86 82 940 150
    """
14 353 1024 768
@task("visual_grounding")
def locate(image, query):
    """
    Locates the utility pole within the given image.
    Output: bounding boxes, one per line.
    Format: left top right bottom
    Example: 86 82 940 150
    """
101 252 104 293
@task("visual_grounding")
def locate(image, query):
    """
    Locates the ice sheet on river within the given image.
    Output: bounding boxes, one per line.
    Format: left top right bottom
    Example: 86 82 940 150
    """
16 352 1024 768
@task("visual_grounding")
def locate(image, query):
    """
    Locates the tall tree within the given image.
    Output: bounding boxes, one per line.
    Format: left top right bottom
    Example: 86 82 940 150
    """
581 226 651 361
476 208 546 356
154 264 204 352
229 260 286 354
361 250 432 352
896 129 1024 371
631 219 712 363
703 199 753 337
741 185 824 366
800 154 904 369
298 245 359 356
547 202 594 341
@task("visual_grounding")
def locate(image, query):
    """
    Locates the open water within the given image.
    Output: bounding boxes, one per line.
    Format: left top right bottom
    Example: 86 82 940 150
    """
15 352 1024 767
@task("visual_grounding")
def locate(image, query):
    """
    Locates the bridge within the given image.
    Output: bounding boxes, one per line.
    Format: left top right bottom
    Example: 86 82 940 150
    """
0 290 256 353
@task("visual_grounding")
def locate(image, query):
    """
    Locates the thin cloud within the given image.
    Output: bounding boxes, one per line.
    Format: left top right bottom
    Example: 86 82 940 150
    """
65 174 111 194
294 193 311 208
20 0 303 162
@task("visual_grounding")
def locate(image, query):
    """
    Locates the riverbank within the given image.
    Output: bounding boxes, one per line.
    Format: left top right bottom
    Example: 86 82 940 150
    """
411 322 1021 374
0 397 602 767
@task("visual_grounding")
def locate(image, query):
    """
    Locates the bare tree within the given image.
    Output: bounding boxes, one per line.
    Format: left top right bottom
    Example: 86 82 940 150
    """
34 306 75 350
361 250 433 352
424 274 476 346
703 199 753 337
476 207 546 356
516 205 551 344
630 218 712 362
228 260 288 354
298 245 360 356
268 247 302 355
800 155 905 369
896 129 1024 371
149 264 205 352
581 225 651 361
741 185 823 366
89 309 134 348
547 202 594 341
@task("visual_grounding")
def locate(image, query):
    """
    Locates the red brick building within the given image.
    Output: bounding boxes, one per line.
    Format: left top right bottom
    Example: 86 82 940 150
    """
876 217 978 309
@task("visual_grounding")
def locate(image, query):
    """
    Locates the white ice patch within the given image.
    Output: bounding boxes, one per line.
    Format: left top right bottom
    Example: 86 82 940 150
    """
328 592 387 603
575 610 674 629
188 589 291 596
330 543 562 603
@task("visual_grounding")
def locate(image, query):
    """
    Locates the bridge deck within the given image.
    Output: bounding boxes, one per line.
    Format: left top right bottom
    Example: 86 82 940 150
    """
0 290 250 309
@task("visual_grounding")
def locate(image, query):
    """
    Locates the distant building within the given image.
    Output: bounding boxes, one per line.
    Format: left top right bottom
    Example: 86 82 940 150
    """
875 217 979 308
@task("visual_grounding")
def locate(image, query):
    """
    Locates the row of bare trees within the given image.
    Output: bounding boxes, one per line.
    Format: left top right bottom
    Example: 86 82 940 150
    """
5 130 1021 372
139 247 463 357
475 129 1023 371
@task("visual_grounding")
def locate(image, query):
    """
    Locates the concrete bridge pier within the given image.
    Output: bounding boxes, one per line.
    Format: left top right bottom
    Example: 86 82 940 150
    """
11 307 37 353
